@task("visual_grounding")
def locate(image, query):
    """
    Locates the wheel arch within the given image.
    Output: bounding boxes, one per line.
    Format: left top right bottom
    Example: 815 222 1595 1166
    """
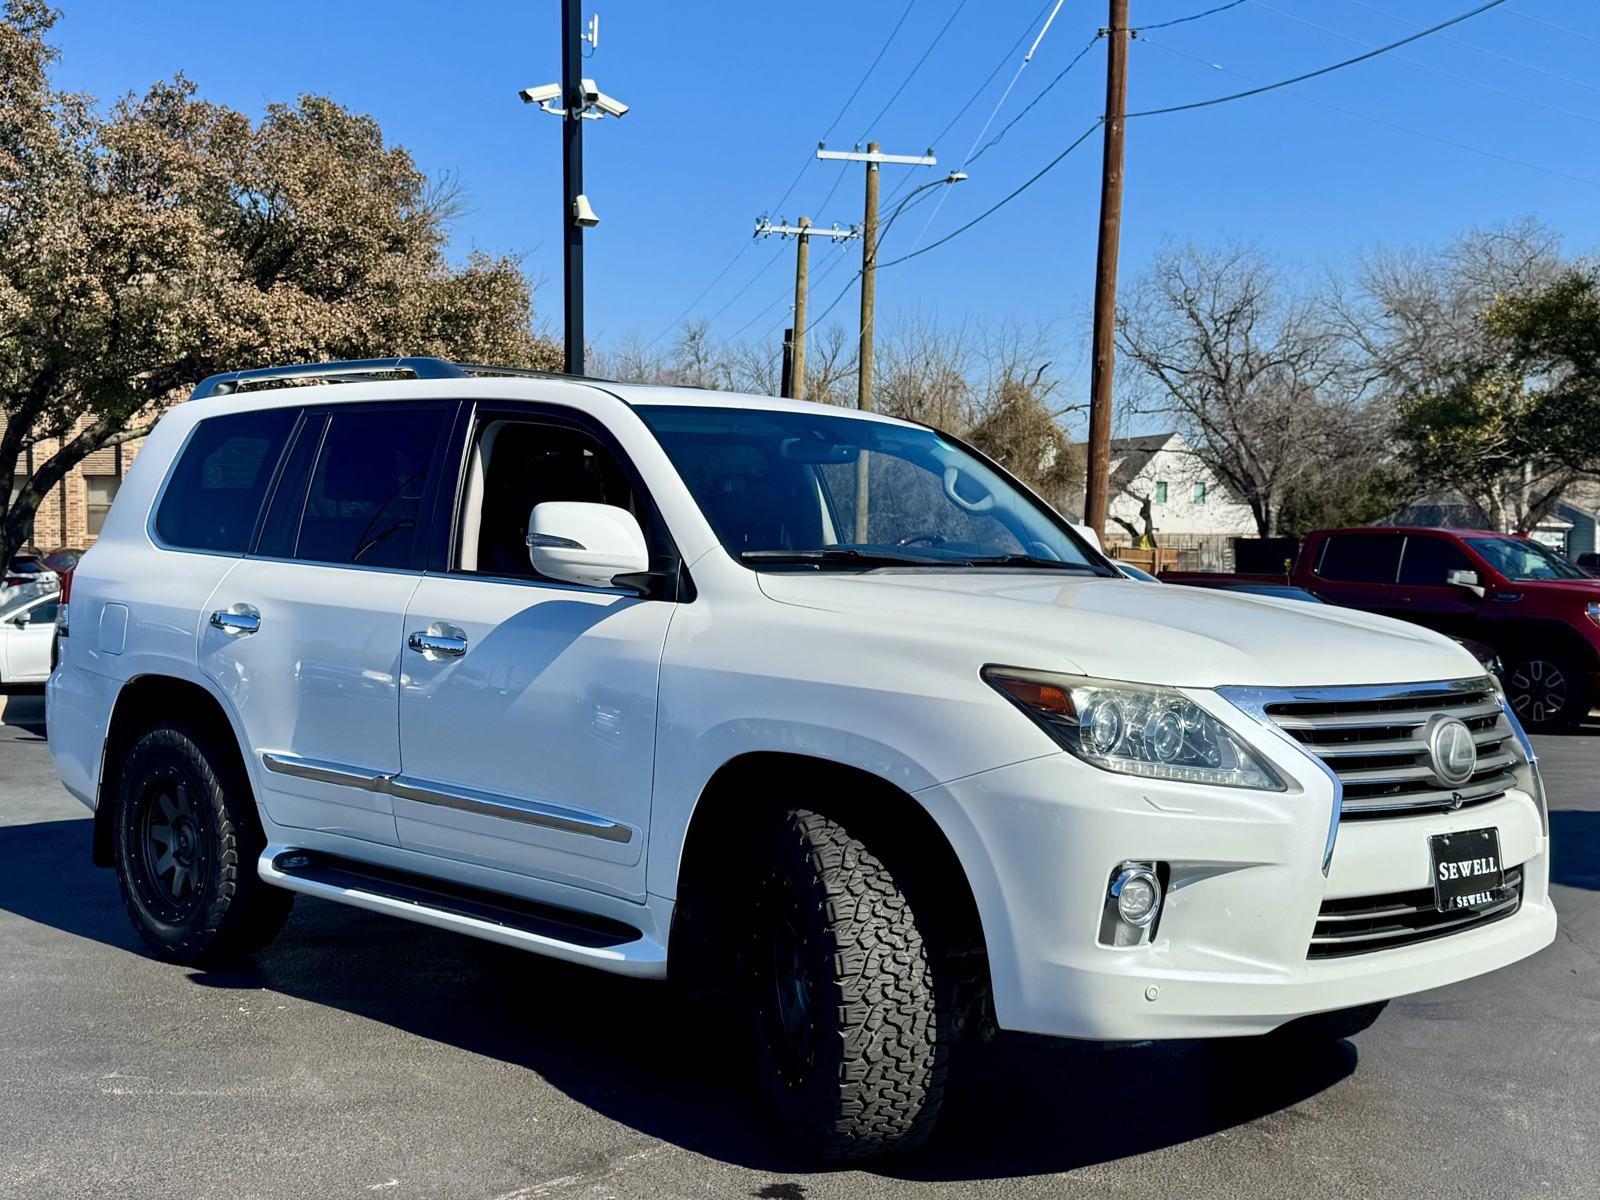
1489 617 1600 673
92 673 258 868
667 751 994 1034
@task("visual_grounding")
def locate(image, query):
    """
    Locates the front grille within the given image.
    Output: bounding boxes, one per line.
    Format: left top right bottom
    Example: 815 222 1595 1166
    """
1264 679 1518 818
1308 866 1523 959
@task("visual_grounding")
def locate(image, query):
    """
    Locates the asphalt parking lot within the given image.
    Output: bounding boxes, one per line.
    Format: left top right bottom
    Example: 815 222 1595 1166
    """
0 690 1595 1200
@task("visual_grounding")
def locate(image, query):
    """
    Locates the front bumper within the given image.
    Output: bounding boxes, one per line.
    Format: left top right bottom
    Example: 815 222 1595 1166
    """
913 725 1555 1041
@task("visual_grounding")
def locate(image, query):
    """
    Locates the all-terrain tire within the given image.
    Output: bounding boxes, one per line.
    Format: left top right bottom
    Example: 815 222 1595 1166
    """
1273 1000 1388 1044
112 721 293 966
743 806 949 1161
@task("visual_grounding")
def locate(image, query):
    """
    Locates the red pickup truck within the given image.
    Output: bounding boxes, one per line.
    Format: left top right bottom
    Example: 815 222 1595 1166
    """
1164 526 1600 731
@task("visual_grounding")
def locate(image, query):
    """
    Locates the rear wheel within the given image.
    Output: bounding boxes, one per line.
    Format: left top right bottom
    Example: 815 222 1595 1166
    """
1504 652 1589 731
113 721 292 965
742 807 949 1160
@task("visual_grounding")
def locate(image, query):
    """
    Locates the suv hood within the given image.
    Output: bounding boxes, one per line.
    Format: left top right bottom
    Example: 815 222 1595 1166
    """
756 570 1482 689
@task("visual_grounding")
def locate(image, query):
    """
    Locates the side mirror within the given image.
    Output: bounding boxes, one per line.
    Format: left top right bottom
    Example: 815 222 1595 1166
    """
1446 568 1485 598
1070 522 1103 552
526 501 649 589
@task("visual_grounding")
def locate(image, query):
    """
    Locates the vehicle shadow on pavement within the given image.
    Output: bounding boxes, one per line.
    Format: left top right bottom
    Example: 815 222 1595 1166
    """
1550 810 1600 891
0 689 47 739
0 815 1357 1180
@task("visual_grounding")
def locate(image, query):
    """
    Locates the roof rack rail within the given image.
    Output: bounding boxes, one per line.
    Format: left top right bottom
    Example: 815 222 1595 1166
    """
189 357 578 400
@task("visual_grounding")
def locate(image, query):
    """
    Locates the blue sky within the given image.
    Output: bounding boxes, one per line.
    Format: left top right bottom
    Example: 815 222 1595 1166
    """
48 0 1600 394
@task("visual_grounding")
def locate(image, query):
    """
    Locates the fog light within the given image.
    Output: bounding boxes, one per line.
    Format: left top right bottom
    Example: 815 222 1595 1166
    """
1110 865 1162 927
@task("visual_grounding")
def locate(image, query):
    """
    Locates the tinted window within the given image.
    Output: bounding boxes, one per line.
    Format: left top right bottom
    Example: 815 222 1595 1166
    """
1466 536 1588 581
638 405 1104 571
155 409 296 552
1316 534 1403 584
295 407 447 569
1398 536 1472 586
24 599 59 625
463 420 640 578
255 414 328 560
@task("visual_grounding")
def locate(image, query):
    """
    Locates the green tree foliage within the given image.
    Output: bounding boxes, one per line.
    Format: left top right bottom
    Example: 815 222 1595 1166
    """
1395 266 1600 532
0 1 557 561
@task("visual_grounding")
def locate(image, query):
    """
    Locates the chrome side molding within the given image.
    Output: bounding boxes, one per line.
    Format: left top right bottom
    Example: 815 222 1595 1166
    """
259 752 632 843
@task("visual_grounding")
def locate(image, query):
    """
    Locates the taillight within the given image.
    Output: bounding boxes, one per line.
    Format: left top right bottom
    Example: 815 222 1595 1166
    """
56 568 72 637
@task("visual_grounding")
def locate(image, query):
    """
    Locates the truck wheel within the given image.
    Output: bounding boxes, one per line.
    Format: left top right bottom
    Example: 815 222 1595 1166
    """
113 721 293 965
743 807 949 1160
1273 1000 1388 1044
1504 652 1588 731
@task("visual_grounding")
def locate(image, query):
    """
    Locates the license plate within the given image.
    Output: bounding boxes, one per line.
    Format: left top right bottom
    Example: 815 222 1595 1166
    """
1429 827 1505 913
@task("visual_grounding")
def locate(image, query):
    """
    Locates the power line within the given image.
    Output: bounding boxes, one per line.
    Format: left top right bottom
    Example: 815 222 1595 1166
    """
1139 0 1249 31
1138 35 1600 189
877 120 1104 269
1125 0 1511 118
648 1 920 348
1504 4 1600 47
924 0 1058 149
968 35 1103 166
822 0 921 141
1341 0 1600 94
1251 0 1600 126
857 0 972 139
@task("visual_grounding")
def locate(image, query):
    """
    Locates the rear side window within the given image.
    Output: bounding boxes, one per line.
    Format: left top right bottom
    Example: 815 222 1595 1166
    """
1398 536 1472 586
1316 534 1403 584
293 407 449 569
154 409 296 553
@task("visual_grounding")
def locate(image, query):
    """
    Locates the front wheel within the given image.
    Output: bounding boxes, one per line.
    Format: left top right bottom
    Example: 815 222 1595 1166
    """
113 721 293 965
1504 652 1590 731
743 807 950 1160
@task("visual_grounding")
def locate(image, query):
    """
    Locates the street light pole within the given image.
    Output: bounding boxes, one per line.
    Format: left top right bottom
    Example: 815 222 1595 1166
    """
561 0 585 376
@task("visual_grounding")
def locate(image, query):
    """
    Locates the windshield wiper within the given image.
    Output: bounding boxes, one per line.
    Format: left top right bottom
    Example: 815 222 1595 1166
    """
739 548 947 568
960 554 1104 573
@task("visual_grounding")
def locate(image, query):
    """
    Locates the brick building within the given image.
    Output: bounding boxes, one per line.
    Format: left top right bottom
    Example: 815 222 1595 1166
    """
8 431 146 553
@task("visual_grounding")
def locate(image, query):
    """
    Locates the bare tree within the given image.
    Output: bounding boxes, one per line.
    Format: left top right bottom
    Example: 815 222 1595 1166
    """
1117 245 1365 537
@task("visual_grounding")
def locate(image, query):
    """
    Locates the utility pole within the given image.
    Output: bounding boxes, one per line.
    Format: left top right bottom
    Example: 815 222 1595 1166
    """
560 0 585 375
755 215 859 399
817 143 937 539
1084 0 1130 541
520 10 623 378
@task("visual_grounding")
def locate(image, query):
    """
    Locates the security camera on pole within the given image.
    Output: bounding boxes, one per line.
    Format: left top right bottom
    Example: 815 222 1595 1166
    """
518 5 627 376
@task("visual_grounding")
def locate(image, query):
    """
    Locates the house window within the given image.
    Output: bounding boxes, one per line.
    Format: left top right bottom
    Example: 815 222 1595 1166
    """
86 474 120 537
1193 482 1207 505
1154 481 1168 504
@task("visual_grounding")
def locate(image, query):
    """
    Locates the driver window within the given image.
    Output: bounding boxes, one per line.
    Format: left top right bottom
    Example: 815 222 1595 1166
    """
457 419 641 578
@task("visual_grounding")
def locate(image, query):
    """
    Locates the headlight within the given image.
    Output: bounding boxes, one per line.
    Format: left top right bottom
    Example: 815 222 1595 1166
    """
983 667 1285 791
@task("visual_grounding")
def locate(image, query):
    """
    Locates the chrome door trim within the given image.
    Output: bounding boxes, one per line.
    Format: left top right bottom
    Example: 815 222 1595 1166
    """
388 774 634 844
260 752 389 793
259 752 632 844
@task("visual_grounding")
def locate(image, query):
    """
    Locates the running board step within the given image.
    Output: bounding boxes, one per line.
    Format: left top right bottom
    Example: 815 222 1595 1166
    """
259 848 667 977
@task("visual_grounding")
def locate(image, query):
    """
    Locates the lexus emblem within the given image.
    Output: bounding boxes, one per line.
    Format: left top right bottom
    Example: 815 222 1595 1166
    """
1427 716 1478 787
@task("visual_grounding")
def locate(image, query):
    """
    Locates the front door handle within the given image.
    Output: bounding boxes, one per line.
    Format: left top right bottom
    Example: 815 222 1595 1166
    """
210 605 261 637
408 623 468 659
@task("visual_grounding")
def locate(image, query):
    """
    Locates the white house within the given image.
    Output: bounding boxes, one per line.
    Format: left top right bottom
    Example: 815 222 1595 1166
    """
1076 432 1257 541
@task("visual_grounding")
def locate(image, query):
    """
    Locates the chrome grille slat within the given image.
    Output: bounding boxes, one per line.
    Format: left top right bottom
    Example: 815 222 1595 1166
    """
1335 750 1517 787
1270 698 1503 730
1262 678 1517 820
1308 868 1524 958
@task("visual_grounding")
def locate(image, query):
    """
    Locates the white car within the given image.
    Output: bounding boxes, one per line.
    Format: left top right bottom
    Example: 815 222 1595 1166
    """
48 358 1556 1159
0 591 60 686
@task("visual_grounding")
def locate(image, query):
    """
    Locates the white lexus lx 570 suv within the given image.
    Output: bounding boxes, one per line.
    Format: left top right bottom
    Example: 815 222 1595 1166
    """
49 358 1556 1159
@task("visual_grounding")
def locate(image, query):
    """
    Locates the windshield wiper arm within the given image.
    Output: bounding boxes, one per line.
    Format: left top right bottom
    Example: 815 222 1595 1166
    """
960 554 1103 572
739 548 946 568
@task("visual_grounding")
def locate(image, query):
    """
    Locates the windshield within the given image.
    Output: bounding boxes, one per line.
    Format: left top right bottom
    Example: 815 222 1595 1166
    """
637 405 1108 573
1466 536 1589 582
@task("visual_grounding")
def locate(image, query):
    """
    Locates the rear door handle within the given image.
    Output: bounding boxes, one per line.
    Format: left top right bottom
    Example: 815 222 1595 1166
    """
210 605 261 636
408 623 468 658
